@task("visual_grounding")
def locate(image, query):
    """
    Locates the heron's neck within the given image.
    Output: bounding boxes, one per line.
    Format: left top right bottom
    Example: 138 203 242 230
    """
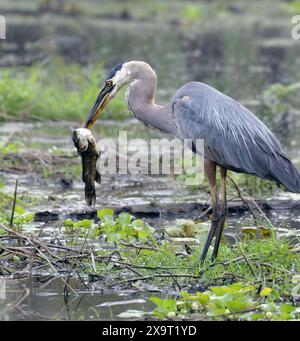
126 71 176 135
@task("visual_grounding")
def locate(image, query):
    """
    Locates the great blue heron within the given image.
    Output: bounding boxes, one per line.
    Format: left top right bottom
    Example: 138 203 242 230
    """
84 60 300 262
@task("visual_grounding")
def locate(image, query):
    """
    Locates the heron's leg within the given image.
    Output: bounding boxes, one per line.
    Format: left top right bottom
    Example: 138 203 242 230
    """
211 168 227 260
199 160 220 264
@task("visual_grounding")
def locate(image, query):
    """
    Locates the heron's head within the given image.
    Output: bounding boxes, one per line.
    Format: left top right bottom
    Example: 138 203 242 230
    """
84 62 130 128
85 61 155 129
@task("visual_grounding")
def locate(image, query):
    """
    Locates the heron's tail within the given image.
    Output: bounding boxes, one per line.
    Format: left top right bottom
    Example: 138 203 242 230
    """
270 156 300 193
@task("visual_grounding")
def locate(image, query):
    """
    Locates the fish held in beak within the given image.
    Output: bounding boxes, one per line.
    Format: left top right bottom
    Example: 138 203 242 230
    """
72 128 101 206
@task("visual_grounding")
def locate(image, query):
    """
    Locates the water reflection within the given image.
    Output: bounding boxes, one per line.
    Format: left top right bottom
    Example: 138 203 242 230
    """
0 277 157 320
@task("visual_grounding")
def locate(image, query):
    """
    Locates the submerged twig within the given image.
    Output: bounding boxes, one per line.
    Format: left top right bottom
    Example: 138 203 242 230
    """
237 243 256 278
7 257 33 316
108 273 197 288
0 223 77 295
165 271 182 291
120 242 158 251
228 176 258 225
245 194 275 231
9 179 18 228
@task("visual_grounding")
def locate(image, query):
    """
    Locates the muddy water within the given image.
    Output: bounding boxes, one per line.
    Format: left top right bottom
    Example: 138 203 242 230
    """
0 277 157 320
1 120 299 320
1 120 300 231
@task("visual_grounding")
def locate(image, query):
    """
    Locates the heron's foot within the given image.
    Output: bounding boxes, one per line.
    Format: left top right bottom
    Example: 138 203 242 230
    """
198 215 221 265
210 211 227 260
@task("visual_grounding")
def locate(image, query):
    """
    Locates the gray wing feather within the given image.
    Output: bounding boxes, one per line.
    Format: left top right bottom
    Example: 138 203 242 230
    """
172 82 300 192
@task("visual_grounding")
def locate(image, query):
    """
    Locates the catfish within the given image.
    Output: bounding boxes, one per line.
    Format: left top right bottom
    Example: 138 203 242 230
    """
72 128 101 206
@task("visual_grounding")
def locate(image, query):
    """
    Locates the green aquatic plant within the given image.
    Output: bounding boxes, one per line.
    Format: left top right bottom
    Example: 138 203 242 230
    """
150 282 299 320
283 0 300 14
9 206 35 225
0 202 35 234
62 209 156 244
63 218 97 237
97 209 157 245
0 203 298 322
182 4 202 22
150 297 178 319
0 142 20 155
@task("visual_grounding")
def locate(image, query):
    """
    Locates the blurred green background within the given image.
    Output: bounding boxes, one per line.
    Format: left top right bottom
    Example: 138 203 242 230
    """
0 0 299 160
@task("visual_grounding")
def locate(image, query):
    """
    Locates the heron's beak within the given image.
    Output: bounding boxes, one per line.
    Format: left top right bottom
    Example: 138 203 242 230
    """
85 85 113 129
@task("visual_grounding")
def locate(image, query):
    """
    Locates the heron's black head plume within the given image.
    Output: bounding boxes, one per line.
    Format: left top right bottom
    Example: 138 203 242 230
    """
106 62 124 80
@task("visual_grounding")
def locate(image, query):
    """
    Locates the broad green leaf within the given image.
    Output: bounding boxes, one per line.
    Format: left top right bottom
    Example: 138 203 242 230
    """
63 219 75 227
14 206 26 215
150 297 177 319
131 219 146 228
74 219 93 229
107 232 122 242
116 213 133 227
97 208 114 221
22 212 35 223
260 287 272 297
279 304 295 320
261 302 277 313
251 313 264 321
196 292 210 305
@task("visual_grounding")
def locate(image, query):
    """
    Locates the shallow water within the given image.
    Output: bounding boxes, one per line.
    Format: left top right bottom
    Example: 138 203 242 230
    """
1 120 299 320
0 277 157 321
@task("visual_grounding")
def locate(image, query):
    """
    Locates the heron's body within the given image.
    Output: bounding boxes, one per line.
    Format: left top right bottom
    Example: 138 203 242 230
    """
85 60 300 262
174 82 300 192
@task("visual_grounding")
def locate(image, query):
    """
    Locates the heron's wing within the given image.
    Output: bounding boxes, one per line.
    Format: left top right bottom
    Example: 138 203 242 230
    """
172 82 291 181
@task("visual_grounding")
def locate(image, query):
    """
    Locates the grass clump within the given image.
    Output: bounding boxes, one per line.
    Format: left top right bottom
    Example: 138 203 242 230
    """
147 238 299 321
1 204 299 321
182 4 202 22
72 211 298 310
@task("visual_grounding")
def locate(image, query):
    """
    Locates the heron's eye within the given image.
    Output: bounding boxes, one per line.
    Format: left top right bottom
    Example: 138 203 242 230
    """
106 80 113 88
